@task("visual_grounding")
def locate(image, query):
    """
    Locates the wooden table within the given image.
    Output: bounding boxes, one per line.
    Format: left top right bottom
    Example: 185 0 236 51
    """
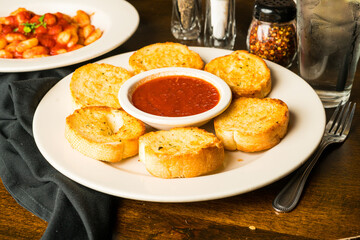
1 0 360 239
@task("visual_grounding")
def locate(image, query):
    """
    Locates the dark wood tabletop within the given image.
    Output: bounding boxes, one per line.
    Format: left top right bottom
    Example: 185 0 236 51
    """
1 0 360 239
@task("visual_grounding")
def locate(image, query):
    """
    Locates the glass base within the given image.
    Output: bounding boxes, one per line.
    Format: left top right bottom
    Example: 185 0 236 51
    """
204 35 235 50
171 25 201 40
315 89 351 108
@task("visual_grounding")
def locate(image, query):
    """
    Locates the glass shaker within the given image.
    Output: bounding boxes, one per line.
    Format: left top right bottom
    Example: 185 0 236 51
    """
204 0 236 49
171 0 202 40
246 0 297 68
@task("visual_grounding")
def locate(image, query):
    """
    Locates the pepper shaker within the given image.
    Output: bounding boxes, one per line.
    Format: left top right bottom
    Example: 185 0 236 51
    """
246 0 297 68
171 0 202 40
204 0 236 49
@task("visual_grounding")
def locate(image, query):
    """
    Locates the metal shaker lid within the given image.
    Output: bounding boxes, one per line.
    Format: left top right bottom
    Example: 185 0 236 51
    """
253 0 296 23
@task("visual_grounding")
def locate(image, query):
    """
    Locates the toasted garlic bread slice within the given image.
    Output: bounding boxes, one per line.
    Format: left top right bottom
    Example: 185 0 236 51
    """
139 127 224 178
70 63 133 109
204 50 271 98
65 106 146 162
129 42 204 74
214 97 289 152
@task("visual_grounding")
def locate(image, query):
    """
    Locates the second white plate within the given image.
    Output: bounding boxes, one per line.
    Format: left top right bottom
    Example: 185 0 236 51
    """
33 47 326 202
0 0 139 72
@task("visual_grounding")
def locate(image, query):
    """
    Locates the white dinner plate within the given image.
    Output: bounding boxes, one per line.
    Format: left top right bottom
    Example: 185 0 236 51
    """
0 0 139 72
33 47 326 202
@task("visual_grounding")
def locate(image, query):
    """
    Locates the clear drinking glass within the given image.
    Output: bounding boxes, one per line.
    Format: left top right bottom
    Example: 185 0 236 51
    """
297 0 360 108
171 0 202 40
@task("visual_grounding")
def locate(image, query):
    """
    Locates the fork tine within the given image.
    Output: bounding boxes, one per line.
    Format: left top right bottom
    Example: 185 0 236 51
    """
336 102 352 135
340 102 356 136
327 101 343 133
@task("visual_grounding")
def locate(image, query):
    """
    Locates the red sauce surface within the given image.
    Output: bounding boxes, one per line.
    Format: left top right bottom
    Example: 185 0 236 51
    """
132 75 220 117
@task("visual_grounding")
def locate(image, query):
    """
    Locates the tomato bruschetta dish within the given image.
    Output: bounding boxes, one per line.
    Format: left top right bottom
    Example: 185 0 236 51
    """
0 8 102 59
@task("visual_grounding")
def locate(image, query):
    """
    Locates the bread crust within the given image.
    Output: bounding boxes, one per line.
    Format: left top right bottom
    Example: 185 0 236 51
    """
129 42 204 74
139 127 224 178
70 63 133 109
214 97 289 152
204 50 271 98
65 106 146 162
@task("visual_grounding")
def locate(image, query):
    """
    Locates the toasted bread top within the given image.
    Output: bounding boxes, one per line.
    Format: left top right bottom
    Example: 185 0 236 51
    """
70 63 133 109
139 127 223 156
204 50 271 98
214 97 289 135
139 127 224 178
129 42 204 74
66 106 146 143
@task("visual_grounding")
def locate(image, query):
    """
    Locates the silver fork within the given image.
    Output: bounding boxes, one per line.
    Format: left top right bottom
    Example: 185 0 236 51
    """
273 101 356 213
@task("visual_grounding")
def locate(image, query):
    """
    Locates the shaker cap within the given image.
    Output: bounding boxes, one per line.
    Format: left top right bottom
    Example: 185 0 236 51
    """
253 0 296 23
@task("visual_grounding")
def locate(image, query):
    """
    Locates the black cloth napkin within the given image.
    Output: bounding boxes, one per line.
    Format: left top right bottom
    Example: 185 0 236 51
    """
0 69 114 240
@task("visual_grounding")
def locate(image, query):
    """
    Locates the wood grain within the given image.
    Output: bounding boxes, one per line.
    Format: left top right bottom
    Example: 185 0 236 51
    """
0 179 46 239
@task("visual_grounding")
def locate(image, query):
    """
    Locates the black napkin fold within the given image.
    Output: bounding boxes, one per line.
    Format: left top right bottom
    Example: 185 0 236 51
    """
0 69 114 240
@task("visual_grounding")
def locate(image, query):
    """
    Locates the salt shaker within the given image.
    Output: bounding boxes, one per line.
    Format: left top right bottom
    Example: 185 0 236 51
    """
204 0 236 49
246 0 297 68
171 0 202 40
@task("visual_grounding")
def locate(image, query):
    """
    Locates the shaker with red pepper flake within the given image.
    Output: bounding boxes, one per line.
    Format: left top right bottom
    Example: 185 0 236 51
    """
246 0 297 68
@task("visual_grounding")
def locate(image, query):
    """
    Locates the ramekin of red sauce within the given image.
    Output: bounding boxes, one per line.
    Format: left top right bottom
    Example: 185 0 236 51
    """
118 67 232 130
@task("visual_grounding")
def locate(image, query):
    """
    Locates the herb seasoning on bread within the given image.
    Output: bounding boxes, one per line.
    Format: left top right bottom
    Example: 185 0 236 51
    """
139 127 224 178
214 97 289 152
70 63 133 109
205 50 271 98
65 106 146 162
129 42 204 74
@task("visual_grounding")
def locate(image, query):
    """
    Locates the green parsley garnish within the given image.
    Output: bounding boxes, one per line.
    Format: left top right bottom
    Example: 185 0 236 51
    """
23 23 36 33
38 15 45 23
21 14 47 34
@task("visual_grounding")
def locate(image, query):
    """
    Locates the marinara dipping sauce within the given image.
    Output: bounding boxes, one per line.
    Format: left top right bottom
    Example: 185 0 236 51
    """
131 75 220 117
